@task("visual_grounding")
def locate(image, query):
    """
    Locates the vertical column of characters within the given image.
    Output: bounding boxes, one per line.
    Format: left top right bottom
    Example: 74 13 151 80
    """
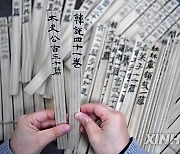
107 37 129 107
47 10 67 149
115 41 142 111
121 42 151 123
90 22 117 102
128 43 161 137
68 10 84 149
81 23 107 103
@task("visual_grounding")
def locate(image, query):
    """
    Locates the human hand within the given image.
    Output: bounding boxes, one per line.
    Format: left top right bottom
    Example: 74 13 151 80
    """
10 110 70 154
75 103 130 154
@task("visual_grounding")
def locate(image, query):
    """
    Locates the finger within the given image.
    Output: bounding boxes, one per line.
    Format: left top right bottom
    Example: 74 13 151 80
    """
40 120 56 129
80 103 111 122
29 110 55 123
75 112 101 138
39 124 71 145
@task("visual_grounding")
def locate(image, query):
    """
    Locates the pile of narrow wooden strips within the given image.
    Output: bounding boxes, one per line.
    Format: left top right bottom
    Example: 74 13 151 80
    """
0 0 180 153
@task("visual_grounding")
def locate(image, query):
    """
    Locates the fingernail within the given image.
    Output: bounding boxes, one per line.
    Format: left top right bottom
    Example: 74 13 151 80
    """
75 112 88 124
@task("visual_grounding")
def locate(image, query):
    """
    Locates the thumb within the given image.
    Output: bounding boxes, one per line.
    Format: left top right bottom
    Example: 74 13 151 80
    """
39 124 70 145
75 112 101 138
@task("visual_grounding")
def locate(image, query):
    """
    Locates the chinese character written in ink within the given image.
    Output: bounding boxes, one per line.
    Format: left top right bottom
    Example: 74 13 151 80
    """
73 26 83 36
144 71 153 80
73 44 83 50
142 81 149 90
128 84 137 92
48 15 59 21
74 13 84 25
52 67 61 75
146 60 155 69
48 24 59 33
13 8 20 16
137 95 146 105
72 57 82 68
36 2 43 10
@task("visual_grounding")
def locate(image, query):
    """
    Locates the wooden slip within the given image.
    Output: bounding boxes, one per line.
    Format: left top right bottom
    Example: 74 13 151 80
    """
76 24 114 154
148 32 179 153
116 0 155 35
24 61 51 95
61 0 76 33
47 10 67 149
141 35 173 151
0 17 14 139
121 41 151 123
108 38 134 108
102 36 121 105
81 23 107 103
115 40 142 111
84 0 115 33
80 0 99 17
43 76 53 99
128 42 162 138
137 36 172 146
23 83 35 114
10 0 22 95
90 23 117 102
21 0 32 83
34 94 45 112
31 0 48 72
8 16 24 126
100 35 119 103
0 52 2 140
68 10 84 149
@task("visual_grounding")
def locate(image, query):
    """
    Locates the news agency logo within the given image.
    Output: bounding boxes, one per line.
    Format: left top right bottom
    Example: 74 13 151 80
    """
144 134 180 145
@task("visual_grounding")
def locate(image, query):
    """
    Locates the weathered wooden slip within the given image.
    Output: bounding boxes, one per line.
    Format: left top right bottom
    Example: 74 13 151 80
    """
121 41 151 123
102 35 121 105
34 94 45 112
21 0 32 83
147 31 179 153
81 23 107 103
43 76 53 99
0 50 2 141
47 10 67 149
137 36 172 145
128 42 162 138
116 0 155 35
108 39 134 108
23 83 35 114
8 16 24 126
100 35 119 103
141 34 173 150
0 17 14 139
115 40 142 111
157 37 180 153
10 0 22 95
68 10 84 149
90 23 117 102
31 0 48 72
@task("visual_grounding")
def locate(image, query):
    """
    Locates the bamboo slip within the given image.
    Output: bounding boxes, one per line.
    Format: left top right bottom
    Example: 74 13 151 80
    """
8 16 24 125
10 0 22 95
147 31 179 153
21 0 32 83
68 10 84 149
47 10 67 149
0 17 14 139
